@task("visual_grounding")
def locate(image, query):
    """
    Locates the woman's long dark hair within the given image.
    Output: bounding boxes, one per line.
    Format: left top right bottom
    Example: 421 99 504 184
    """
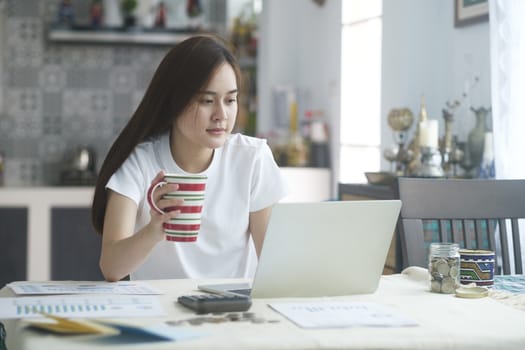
91 34 241 234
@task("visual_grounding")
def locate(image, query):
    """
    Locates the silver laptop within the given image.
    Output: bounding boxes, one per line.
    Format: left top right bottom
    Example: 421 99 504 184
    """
199 200 402 298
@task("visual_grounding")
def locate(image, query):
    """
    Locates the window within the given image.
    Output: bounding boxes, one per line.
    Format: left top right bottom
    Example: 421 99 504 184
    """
339 0 382 183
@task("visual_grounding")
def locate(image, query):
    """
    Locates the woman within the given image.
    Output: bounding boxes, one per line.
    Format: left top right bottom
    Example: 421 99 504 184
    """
91 34 287 282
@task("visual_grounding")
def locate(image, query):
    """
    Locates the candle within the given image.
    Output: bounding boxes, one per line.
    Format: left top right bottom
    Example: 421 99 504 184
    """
419 119 439 148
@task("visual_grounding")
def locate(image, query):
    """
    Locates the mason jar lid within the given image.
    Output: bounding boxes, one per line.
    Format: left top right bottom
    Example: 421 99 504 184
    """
430 242 460 248
455 286 489 298
430 242 460 255
459 249 494 255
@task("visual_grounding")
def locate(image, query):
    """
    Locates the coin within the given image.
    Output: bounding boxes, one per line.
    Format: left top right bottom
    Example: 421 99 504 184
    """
430 280 441 293
251 317 266 324
449 265 459 278
206 317 228 323
441 277 456 294
226 313 241 321
435 259 450 275
188 317 206 325
242 312 256 319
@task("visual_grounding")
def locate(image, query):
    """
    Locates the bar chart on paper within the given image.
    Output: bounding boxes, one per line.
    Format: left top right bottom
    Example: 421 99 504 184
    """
7 281 162 295
0 295 165 319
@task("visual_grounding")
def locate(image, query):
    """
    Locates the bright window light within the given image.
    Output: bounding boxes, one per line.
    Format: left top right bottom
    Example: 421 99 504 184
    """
340 0 382 184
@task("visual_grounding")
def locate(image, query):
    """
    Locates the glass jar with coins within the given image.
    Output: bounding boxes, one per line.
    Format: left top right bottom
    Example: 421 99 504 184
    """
428 242 460 294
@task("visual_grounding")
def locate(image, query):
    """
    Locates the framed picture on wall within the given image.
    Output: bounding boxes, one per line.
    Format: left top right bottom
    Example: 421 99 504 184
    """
455 0 489 27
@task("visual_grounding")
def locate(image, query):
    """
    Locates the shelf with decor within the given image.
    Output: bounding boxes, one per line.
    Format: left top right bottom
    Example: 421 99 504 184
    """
47 24 200 46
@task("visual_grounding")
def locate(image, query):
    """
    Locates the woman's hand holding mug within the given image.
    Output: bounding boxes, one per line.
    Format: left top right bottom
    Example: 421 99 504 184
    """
147 171 207 242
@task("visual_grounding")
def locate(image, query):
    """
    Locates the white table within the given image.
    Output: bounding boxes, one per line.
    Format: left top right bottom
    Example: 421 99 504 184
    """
2 268 525 350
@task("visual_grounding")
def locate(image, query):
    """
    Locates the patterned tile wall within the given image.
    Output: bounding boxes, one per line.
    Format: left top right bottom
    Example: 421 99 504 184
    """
0 0 218 186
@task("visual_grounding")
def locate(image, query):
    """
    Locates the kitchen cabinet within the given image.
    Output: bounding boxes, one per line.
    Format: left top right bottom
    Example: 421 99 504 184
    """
0 187 94 281
0 208 27 287
51 208 103 280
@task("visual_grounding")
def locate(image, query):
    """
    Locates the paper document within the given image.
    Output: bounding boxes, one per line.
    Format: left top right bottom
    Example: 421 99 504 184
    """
0 295 165 319
7 281 162 295
26 313 206 342
269 301 418 329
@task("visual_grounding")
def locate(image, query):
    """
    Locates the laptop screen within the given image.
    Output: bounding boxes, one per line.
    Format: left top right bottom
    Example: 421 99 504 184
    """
200 200 402 298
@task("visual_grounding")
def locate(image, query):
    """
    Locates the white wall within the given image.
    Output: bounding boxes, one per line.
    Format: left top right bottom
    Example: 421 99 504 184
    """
381 0 445 166
381 0 491 170
257 0 341 131
449 6 491 139
258 0 491 185
257 0 341 194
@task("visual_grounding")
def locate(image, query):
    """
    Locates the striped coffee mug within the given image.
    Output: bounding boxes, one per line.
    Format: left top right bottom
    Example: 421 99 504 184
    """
147 173 207 242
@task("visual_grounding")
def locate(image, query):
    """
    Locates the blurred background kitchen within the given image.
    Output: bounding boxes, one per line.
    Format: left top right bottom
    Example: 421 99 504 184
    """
0 0 493 191
0 0 262 187
2 0 511 283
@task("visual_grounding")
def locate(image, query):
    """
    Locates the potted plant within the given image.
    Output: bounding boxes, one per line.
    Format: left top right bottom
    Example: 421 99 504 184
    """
121 0 138 28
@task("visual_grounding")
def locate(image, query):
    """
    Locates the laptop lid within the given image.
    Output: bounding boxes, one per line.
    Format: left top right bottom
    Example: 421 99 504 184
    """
199 200 402 298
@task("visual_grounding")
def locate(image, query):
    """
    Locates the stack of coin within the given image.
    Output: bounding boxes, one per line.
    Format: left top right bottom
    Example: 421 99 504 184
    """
429 256 460 294
166 312 281 326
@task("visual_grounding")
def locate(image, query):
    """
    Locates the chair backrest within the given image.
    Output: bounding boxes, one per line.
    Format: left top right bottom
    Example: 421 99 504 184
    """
396 177 525 275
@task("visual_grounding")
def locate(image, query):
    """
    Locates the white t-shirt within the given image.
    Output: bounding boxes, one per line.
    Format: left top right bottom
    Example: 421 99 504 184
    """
106 132 288 280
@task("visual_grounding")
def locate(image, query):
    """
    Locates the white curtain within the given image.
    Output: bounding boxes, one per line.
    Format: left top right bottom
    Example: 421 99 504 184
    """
489 0 525 273
489 0 525 179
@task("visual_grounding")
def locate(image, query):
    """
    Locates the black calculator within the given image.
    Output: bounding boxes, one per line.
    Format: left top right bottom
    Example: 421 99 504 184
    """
177 294 252 314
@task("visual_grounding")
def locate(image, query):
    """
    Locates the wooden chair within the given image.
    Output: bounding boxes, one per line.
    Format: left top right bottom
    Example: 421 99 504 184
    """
395 177 525 275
